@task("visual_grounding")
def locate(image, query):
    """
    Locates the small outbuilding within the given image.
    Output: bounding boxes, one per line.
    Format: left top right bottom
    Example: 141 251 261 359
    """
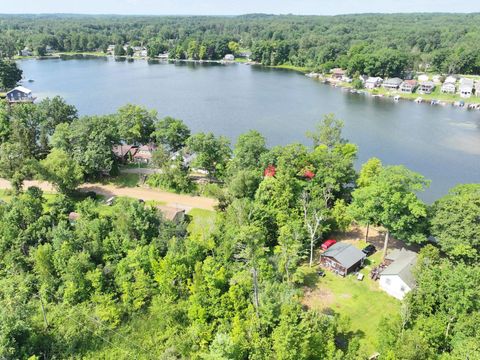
320 242 366 276
156 205 186 223
379 248 417 300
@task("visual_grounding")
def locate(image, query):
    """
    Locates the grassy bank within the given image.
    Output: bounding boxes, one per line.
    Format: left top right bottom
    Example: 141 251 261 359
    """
271 64 311 73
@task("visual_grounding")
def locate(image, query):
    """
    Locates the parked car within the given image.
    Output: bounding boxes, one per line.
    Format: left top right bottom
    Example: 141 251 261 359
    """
362 244 377 256
321 239 337 250
317 270 326 277
105 196 116 206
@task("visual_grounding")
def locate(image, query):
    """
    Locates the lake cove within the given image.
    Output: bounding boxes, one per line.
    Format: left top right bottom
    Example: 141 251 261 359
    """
19 58 480 202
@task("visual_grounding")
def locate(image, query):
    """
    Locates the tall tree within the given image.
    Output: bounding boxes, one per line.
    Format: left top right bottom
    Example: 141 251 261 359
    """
186 132 231 178
116 104 156 145
0 59 22 90
152 116 191 152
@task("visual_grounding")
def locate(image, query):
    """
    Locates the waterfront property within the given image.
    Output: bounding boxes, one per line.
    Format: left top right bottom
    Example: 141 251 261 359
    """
382 78 403 90
460 78 474 98
6 86 35 103
418 81 435 94
20 47 33 56
133 144 157 164
365 77 383 89
379 248 417 300
320 242 366 276
113 144 139 163
399 80 418 93
441 81 456 94
331 68 346 80
224 54 235 61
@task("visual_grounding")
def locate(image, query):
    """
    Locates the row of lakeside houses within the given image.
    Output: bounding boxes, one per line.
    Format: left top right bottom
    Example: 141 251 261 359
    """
330 69 480 98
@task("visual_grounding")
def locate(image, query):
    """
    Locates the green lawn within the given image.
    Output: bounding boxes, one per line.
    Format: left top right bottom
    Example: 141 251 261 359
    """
102 173 141 188
187 208 217 239
304 240 400 356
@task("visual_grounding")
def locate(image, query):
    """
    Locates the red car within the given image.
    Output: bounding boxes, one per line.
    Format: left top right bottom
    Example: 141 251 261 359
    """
321 239 337 250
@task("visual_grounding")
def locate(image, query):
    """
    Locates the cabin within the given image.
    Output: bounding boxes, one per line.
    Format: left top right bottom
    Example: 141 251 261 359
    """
399 80 418 93
320 242 366 276
156 205 186 223
20 48 33 56
459 78 474 98
133 144 157 164
441 82 456 94
365 77 383 89
113 145 138 163
224 54 235 61
379 248 417 300
6 86 35 103
418 81 435 94
382 78 403 90
331 68 346 80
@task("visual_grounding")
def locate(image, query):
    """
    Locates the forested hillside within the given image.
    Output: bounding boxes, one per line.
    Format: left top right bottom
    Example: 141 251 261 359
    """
1 14 480 75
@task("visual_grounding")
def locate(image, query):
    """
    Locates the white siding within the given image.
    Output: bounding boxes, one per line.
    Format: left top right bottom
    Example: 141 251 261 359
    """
379 275 411 300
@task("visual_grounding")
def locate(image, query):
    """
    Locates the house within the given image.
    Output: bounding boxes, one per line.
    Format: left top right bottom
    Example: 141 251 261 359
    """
113 145 138 163
379 248 417 300
320 242 366 276
399 80 418 93
20 47 33 56
459 78 474 98
331 68 346 80
133 144 157 164
441 82 456 94
382 78 403 90
156 205 186 223
418 81 435 94
365 77 383 89
224 54 235 61
157 52 169 60
6 86 35 103
432 75 443 84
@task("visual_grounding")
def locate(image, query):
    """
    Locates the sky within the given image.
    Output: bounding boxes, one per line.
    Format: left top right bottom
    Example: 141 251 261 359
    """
1 0 480 16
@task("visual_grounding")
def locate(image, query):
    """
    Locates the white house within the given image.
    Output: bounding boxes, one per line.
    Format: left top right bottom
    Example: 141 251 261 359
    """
379 249 417 300
224 54 235 61
365 77 383 89
441 82 456 94
459 78 474 98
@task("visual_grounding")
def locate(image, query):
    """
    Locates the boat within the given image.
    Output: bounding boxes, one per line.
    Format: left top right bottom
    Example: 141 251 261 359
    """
28 79 35 83
393 95 400 102
431 100 440 105
415 97 423 103
454 101 465 107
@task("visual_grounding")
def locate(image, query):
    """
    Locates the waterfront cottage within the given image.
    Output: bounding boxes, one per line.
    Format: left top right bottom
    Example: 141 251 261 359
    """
224 54 235 61
380 248 417 300
400 80 418 93
418 81 435 94
20 47 33 56
320 242 366 276
441 82 456 94
382 78 403 90
459 78 474 98
331 68 346 80
6 86 35 103
365 77 383 89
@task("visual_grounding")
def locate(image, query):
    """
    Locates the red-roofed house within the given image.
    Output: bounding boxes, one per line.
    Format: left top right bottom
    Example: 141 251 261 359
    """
133 144 157 164
264 165 276 177
113 145 138 163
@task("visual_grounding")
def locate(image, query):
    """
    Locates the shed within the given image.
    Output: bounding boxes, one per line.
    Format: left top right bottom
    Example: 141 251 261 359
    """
156 205 186 223
6 86 35 103
320 242 366 276
382 78 403 90
380 248 417 300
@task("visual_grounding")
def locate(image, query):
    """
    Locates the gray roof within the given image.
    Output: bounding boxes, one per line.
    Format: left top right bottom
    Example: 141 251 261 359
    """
322 242 366 269
381 249 417 288
384 78 403 85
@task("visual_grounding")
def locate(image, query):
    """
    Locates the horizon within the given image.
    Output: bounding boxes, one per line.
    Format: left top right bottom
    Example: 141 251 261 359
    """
3 0 480 16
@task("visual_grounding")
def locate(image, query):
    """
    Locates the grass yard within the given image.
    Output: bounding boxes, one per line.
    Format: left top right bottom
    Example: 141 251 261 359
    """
187 208 217 239
102 173 141 188
303 239 400 356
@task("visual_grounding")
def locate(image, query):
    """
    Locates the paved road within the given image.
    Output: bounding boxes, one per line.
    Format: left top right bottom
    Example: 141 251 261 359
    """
0 179 217 211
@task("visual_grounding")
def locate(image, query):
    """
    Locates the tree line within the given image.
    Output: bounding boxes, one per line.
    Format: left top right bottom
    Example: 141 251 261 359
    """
2 14 480 75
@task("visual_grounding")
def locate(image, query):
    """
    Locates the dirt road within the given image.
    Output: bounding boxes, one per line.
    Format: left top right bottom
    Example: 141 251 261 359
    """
0 179 217 211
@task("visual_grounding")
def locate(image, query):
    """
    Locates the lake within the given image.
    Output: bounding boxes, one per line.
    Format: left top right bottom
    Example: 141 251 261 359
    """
19 58 480 202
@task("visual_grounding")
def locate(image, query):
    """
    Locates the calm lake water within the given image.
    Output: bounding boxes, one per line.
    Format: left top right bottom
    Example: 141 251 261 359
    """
19 58 480 202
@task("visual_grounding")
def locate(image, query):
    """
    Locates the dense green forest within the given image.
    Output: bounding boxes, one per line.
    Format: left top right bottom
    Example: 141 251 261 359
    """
0 96 479 358
2 14 480 75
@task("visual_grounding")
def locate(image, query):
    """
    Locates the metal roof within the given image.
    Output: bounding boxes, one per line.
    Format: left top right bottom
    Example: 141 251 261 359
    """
381 249 417 288
322 242 366 269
